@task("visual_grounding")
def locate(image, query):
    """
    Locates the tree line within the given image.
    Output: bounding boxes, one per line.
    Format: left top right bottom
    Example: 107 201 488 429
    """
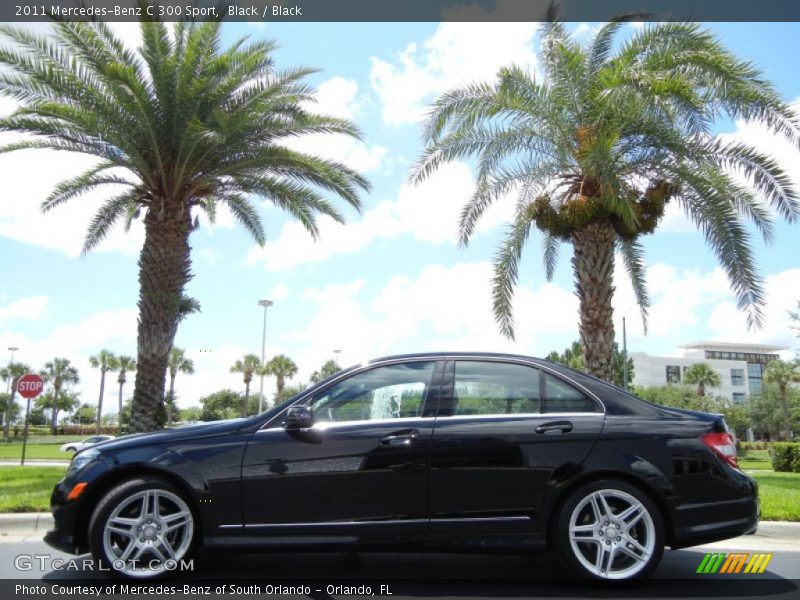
0 350 342 434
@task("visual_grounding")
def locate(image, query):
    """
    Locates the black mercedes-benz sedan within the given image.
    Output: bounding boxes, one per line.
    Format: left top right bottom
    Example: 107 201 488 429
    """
45 352 758 580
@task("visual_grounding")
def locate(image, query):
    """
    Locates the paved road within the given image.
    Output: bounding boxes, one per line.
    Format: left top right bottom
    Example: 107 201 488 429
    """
0 536 797 599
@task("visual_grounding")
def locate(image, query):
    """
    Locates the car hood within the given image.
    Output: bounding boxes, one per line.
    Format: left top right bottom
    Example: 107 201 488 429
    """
92 418 250 452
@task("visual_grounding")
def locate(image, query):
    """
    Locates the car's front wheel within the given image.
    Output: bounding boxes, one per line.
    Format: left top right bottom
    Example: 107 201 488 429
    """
555 479 664 580
88 476 197 578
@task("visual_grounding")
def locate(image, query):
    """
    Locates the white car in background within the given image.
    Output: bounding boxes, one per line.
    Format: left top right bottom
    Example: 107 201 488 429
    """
60 435 115 454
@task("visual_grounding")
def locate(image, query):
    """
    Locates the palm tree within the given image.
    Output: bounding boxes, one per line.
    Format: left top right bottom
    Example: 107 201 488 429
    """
89 350 116 433
0 362 32 439
683 363 722 397
310 359 341 384
42 358 80 434
230 354 263 417
262 354 299 402
115 355 136 425
412 19 800 382
166 347 194 427
0 21 369 432
37 390 80 429
763 360 800 439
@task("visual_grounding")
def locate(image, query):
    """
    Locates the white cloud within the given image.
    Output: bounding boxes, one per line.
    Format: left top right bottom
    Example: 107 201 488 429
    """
283 261 578 382
247 161 483 271
0 295 48 323
310 76 362 120
707 268 800 352
269 283 290 301
370 22 539 126
0 308 138 416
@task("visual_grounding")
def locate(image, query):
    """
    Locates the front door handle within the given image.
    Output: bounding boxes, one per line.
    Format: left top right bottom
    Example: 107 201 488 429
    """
380 429 419 447
535 420 573 434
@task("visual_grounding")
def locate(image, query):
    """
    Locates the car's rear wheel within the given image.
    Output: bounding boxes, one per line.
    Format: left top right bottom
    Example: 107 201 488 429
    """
555 479 664 580
88 476 196 579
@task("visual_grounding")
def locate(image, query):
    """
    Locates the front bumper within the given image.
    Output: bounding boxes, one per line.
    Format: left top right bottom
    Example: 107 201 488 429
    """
44 478 87 555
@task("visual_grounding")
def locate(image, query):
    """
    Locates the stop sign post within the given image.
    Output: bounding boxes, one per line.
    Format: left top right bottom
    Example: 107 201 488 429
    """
18 373 45 466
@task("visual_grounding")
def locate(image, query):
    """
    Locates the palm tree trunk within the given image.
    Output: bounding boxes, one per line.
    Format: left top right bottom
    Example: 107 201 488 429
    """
51 386 61 435
167 373 176 427
96 371 105 434
244 382 250 417
118 380 124 422
779 384 791 440
277 375 285 395
698 382 706 397
3 388 16 440
131 203 193 433
571 221 616 383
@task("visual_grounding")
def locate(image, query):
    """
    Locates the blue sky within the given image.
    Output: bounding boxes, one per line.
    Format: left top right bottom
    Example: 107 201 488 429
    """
1 21 799 413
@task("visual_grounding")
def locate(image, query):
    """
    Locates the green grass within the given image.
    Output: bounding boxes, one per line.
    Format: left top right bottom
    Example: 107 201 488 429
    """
0 466 66 513
739 448 772 471
750 471 800 522
0 443 72 460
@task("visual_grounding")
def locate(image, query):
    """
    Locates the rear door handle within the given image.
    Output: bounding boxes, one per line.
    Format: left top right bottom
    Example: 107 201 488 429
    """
380 429 419 447
535 420 573 434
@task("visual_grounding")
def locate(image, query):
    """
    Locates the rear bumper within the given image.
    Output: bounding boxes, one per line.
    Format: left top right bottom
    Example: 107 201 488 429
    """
670 495 759 549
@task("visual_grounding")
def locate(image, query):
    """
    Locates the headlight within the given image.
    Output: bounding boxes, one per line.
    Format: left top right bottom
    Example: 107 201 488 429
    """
67 448 101 477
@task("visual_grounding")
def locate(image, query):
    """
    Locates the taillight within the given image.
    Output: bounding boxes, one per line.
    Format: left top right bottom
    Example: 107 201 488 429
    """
702 432 739 468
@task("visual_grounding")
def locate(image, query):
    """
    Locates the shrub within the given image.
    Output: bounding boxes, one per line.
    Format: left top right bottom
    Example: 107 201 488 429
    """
740 441 770 451
769 443 800 472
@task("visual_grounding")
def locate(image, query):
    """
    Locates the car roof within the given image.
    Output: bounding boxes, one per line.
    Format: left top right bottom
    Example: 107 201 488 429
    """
369 351 555 364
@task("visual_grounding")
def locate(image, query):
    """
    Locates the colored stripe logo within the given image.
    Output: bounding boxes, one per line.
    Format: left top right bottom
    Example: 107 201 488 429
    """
696 552 772 574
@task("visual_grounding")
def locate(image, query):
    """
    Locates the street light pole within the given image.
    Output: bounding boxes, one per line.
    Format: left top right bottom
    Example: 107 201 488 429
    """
6 347 18 394
257 299 273 413
333 349 341 366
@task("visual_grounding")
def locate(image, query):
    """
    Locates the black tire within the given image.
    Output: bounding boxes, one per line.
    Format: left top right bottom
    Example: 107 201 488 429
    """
88 476 198 579
554 479 664 581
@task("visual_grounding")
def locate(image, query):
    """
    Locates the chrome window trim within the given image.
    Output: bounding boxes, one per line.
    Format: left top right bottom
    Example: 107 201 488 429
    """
255 415 433 434
435 412 605 422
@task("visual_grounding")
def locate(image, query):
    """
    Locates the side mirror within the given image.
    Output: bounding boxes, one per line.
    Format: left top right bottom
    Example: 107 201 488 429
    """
284 406 314 430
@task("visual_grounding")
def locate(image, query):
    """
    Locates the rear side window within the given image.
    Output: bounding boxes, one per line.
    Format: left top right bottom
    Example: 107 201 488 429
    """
542 373 600 413
452 361 540 416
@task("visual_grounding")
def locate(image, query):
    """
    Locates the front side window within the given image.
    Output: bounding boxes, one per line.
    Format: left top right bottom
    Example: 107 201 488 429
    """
452 361 540 416
310 361 435 423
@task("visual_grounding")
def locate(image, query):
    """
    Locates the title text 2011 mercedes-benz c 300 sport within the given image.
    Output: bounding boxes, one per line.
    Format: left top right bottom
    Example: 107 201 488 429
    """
45 353 758 580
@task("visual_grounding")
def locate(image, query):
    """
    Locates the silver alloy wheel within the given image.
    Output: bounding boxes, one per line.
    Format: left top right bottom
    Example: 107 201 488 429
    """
102 489 194 578
568 488 656 580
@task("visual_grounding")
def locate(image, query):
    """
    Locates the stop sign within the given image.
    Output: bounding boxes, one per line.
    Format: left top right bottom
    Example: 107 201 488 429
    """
17 373 45 399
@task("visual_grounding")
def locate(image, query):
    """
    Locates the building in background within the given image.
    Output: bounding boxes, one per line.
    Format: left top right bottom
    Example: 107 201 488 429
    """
631 341 786 403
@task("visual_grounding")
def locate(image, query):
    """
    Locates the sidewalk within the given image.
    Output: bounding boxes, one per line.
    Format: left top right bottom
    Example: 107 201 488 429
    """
0 460 69 467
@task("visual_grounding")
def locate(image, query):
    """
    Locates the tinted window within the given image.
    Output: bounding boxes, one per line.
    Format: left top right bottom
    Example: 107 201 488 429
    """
310 361 435 423
542 374 599 413
84 437 100 443
452 361 540 416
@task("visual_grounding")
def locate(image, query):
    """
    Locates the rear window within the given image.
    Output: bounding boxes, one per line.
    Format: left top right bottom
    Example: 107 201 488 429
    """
542 373 601 413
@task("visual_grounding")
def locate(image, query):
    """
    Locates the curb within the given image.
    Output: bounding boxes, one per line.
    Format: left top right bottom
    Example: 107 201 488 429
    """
0 513 54 533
